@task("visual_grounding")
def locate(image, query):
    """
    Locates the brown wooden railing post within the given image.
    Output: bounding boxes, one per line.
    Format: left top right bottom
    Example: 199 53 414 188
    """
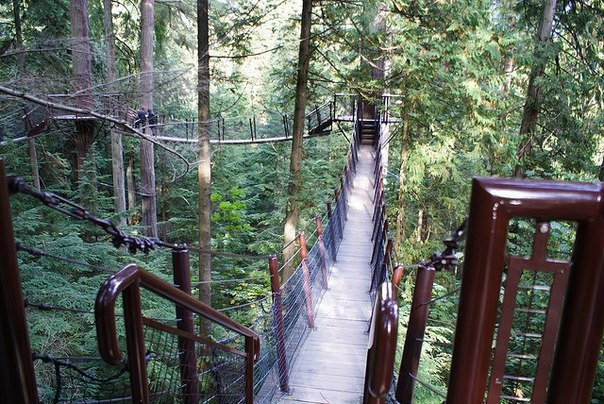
122 281 149 403
299 232 315 328
244 335 256 403
364 282 398 404
326 202 338 260
547 215 604 402
395 264 436 403
0 161 39 403
384 239 393 270
315 216 329 289
341 175 349 218
344 165 350 192
376 238 393 287
334 189 344 241
269 255 290 392
172 248 200 403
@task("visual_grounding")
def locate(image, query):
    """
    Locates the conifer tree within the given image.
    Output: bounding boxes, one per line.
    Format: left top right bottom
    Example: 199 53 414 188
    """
282 0 312 281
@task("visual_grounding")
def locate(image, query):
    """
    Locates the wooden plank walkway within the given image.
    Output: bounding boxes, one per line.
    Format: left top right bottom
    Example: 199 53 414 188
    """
275 145 376 403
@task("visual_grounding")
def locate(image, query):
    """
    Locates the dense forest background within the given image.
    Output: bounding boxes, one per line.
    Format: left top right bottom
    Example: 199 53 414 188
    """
0 0 602 401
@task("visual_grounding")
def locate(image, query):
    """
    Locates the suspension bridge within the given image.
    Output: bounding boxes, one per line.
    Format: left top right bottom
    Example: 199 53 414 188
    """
0 96 603 403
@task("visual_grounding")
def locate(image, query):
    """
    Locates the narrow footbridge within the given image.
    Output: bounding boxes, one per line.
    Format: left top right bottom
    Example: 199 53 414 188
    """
273 144 376 402
1 98 603 403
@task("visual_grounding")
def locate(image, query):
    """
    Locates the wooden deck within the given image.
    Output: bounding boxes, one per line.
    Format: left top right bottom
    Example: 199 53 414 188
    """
274 145 376 403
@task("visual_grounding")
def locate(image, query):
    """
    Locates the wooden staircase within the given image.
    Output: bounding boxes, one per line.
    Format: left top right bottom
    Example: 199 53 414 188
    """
359 119 377 145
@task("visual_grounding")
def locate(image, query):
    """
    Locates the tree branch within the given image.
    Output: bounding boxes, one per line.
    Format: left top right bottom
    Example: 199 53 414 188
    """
0 84 190 175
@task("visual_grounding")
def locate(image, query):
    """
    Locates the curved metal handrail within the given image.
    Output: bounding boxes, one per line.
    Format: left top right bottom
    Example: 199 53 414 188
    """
95 264 260 403
364 282 399 403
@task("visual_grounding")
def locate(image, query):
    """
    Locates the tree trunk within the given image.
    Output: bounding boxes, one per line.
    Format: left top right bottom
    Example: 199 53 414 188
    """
415 209 423 243
394 101 411 248
14 0 41 190
504 56 514 93
69 0 95 203
126 157 137 211
140 0 157 236
103 0 126 227
197 0 212 316
282 0 312 281
12 0 25 74
371 3 387 82
514 0 557 178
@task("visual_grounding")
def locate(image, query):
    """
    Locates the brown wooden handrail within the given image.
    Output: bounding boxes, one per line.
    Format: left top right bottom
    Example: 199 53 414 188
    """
363 282 399 403
95 263 260 403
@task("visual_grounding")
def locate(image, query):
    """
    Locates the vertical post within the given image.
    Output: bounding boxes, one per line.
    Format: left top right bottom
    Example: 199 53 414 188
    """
371 202 382 242
395 264 436 403
375 236 393 287
269 256 290 392
333 94 337 119
315 216 329 289
547 216 604 403
363 283 398 404
0 161 39 403
372 177 383 218
340 176 348 219
334 189 344 241
172 248 200 403
351 141 358 172
122 283 149 403
384 239 394 271
391 265 405 292
253 116 257 140
299 232 315 328
244 335 256 403
326 202 337 260
344 165 351 191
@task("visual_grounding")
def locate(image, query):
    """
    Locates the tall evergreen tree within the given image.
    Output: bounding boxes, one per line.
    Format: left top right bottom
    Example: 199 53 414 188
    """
13 0 41 190
197 0 212 314
68 0 99 213
514 0 557 178
140 0 157 236
103 0 126 227
282 0 312 281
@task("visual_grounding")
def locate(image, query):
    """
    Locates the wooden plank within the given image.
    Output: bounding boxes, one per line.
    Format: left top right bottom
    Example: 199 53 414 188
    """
279 386 362 403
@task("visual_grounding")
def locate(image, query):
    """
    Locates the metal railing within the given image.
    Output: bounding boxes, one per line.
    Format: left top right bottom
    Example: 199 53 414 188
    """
364 282 399 404
362 105 400 403
96 263 260 403
392 178 604 403
447 178 604 403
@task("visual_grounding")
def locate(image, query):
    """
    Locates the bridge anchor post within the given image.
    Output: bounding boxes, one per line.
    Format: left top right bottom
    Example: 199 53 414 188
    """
269 256 290 393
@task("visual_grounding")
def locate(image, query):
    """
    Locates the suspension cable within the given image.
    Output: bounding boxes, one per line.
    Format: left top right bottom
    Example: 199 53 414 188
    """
17 243 116 273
